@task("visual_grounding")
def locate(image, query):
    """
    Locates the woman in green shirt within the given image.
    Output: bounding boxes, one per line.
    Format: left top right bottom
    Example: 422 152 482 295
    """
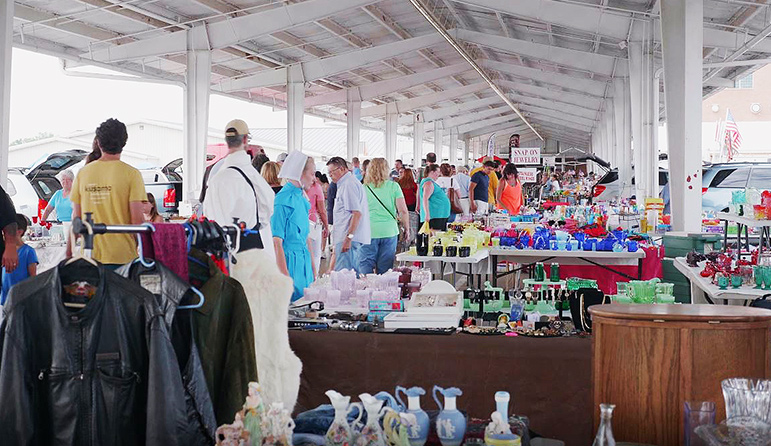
419 164 451 231
360 158 410 274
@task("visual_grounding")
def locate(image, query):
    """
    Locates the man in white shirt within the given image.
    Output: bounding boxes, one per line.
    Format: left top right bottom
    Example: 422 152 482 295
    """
451 166 472 216
203 119 276 259
327 157 370 275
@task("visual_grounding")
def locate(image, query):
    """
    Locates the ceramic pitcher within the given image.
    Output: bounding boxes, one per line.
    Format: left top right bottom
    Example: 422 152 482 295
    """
355 393 388 446
395 386 430 446
484 391 520 446
325 390 363 446
432 386 466 446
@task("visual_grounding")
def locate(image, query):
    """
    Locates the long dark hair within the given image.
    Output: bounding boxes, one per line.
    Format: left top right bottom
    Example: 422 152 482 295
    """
502 163 519 180
146 192 161 221
397 168 417 190
86 137 102 164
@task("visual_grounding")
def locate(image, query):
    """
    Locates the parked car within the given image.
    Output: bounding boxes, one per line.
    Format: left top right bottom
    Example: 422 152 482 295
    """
6 150 87 221
701 162 771 212
592 168 669 202
140 158 182 217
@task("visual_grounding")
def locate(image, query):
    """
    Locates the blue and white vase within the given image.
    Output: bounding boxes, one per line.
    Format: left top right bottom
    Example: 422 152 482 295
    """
395 386 429 446
433 386 466 446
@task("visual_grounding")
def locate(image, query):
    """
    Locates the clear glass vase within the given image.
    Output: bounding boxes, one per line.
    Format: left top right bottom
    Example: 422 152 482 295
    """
593 404 617 446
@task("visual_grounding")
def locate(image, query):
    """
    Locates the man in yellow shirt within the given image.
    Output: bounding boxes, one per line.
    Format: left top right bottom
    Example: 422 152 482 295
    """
70 118 147 265
470 156 499 206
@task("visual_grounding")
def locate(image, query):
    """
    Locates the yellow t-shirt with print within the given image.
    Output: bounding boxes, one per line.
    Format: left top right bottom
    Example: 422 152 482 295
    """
70 160 147 264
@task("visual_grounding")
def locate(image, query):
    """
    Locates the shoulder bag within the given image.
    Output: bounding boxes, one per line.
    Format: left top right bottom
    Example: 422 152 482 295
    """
366 184 397 221
227 166 264 251
446 178 464 215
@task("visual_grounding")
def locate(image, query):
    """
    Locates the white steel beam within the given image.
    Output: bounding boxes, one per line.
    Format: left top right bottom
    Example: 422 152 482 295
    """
508 93 598 119
498 80 604 110
629 40 647 201
454 29 618 76
441 105 510 129
455 0 631 41
183 27 212 203
0 0 11 184
661 0 703 232
86 0 382 62
218 33 446 91
457 0 771 54
519 107 596 128
360 83 488 117
457 114 519 135
304 63 470 107
397 95 501 125
614 79 632 199
450 128 459 164
480 59 609 97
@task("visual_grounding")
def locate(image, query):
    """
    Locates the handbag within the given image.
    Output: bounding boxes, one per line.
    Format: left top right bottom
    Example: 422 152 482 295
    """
568 288 608 333
447 178 464 215
750 294 771 310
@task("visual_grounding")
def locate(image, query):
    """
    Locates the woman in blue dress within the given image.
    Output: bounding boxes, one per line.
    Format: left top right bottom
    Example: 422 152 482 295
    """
271 151 316 302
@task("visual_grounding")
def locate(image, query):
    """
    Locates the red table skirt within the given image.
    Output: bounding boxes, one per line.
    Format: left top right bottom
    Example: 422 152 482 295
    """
555 246 664 295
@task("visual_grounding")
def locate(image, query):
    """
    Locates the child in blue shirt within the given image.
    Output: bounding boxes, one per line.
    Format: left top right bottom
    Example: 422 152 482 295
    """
1 214 38 306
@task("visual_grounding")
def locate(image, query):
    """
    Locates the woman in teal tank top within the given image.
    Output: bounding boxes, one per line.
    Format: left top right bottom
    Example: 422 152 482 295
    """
419 164 451 230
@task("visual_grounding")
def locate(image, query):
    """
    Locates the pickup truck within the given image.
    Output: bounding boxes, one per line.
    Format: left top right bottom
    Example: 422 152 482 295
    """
140 158 182 217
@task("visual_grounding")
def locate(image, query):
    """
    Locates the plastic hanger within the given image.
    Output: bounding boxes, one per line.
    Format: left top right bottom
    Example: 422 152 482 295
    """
64 220 98 267
178 286 205 310
133 223 156 268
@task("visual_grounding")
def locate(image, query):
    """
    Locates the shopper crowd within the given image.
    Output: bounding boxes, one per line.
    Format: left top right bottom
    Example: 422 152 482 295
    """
0 116 530 304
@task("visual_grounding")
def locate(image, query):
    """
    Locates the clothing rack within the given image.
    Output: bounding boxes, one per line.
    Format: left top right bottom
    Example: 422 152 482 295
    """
72 212 242 252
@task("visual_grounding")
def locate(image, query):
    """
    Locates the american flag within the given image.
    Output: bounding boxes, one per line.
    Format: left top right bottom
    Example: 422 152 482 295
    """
724 109 742 161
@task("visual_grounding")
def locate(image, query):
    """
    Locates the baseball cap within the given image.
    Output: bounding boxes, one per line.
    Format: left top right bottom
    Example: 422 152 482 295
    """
277 152 289 163
225 119 249 137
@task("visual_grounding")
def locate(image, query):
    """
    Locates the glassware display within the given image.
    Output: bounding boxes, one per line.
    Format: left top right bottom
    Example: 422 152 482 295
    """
684 401 715 446
592 404 616 446
722 378 771 424
616 282 628 296
695 418 771 446
550 263 560 282
535 263 545 282
754 266 764 289
717 274 729 290
731 274 743 289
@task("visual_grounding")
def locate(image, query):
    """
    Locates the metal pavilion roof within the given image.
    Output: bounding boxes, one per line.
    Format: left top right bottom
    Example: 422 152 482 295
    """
12 0 771 151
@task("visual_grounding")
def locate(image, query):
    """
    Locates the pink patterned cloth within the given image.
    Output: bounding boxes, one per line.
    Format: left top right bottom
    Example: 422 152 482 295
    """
139 223 189 281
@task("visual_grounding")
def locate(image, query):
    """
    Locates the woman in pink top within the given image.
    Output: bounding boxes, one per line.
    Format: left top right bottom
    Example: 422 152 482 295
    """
306 174 329 277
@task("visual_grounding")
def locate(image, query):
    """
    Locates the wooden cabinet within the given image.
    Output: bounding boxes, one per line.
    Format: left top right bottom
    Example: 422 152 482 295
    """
590 304 771 445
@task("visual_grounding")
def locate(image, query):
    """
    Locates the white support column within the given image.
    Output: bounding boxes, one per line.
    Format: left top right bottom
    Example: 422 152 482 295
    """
629 41 648 200
413 114 424 166
346 89 361 160
661 0 703 232
463 136 470 166
183 26 211 204
649 67 660 196
287 64 305 153
0 0 11 186
433 120 443 160
449 127 459 165
614 78 632 199
384 103 398 165
604 107 615 168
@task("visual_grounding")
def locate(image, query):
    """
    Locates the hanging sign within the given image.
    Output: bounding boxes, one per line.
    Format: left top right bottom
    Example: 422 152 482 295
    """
508 133 520 161
487 133 497 157
511 147 541 165
518 168 538 183
542 156 556 167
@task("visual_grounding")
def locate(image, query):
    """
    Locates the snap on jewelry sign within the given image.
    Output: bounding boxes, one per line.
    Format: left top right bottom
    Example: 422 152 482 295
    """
518 168 538 183
511 147 541 165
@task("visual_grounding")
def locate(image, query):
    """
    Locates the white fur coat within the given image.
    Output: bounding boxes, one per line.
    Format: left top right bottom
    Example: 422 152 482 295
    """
231 249 302 411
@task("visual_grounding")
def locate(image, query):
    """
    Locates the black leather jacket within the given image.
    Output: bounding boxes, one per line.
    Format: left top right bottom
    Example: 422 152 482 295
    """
117 262 216 446
0 260 188 446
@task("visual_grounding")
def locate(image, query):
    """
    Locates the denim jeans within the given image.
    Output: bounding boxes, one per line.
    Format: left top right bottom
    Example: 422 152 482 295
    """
334 241 363 275
358 236 398 275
